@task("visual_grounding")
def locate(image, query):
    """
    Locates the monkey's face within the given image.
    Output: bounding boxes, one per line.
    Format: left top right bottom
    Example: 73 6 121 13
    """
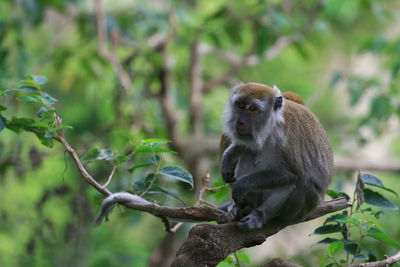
222 83 285 150
224 95 270 142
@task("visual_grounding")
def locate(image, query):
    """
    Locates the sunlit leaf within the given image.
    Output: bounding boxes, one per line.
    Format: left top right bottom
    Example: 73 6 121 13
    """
30 121 49 128
236 253 250 264
135 145 177 154
160 166 193 188
367 228 400 249
327 241 343 255
213 186 230 201
364 188 398 210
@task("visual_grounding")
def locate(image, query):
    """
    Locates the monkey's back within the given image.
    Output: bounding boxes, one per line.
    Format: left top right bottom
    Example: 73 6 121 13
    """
282 100 333 193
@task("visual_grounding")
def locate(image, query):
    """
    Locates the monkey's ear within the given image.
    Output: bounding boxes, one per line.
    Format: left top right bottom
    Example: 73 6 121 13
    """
273 96 283 111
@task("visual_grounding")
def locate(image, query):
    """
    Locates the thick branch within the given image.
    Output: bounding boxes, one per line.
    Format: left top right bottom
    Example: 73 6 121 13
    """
171 198 350 267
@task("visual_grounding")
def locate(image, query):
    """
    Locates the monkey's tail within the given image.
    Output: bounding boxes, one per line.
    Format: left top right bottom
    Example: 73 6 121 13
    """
94 192 150 225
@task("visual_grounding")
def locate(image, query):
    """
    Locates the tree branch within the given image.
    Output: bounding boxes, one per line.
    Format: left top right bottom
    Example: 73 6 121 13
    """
171 198 351 267
349 251 400 267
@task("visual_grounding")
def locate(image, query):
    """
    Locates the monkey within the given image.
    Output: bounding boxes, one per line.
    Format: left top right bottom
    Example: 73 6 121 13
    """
219 82 333 230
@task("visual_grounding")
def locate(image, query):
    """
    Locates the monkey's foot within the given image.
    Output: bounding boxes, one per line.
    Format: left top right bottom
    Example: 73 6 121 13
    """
237 211 263 230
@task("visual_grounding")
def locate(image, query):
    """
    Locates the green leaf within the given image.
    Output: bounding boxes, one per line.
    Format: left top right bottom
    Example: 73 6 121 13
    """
81 148 100 163
135 145 177 154
360 248 377 262
367 228 400 249
362 173 398 197
316 238 340 245
42 92 58 106
115 155 130 165
17 95 43 103
330 72 342 87
236 253 250 264
128 163 154 173
30 121 50 128
0 116 6 133
319 257 326 267
37 107 48 117
213 186 230 201
3 86 39 96
56 125 73 130
160 166 193 188
31 75 48 85
327 189 350 201
344 240 358 255
327 241 344 255
0 105 7 111
141 138 171 147
150 185 185 204
313 224 343 235
6 117 35 133
35 133 54 148
364 188 398 210
325 214 359 225
133 180 146 195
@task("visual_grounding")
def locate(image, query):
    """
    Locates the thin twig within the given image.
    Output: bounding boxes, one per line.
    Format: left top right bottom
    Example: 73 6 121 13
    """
102 164 117 188
52 113 111 196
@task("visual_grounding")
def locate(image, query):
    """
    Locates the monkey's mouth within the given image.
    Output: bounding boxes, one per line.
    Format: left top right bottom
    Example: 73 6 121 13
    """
235 130 252 139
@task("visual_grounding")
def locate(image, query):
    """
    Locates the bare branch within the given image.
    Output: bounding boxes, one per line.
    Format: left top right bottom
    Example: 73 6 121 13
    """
102 164 117 189
349 251 400 267
53 114 111 196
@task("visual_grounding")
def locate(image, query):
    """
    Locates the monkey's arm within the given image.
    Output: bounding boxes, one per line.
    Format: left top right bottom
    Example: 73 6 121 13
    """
232 169 299 203
94 192 150 225
221 144 241 183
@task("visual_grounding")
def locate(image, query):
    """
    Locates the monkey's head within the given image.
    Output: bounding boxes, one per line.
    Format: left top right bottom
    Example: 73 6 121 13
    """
223 82 285 150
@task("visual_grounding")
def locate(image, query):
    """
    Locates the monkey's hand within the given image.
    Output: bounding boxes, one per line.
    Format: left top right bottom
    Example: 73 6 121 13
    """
94 192 150 225
221 164 236 183
237 210 264 230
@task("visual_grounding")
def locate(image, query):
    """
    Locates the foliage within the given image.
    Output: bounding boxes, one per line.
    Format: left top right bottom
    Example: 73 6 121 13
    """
316 172 399 267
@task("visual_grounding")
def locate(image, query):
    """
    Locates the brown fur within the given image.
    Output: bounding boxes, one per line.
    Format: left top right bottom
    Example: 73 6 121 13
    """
283 91 305 105
238 82 275 99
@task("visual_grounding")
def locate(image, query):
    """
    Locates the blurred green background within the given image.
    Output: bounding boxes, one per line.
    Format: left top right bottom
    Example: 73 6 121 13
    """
1 0 400 266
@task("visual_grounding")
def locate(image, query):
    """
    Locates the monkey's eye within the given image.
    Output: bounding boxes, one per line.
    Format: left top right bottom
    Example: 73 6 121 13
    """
248 105 257 112
236 102 245 109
